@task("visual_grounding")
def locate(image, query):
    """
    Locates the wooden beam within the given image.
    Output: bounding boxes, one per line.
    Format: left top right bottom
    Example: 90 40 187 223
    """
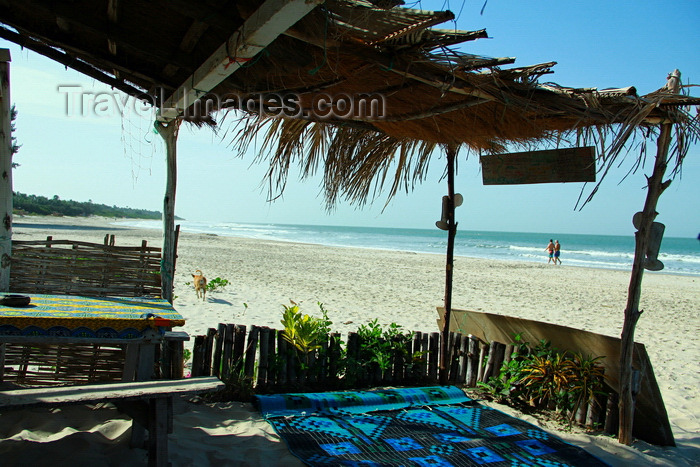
162 20 210 78
2 2 194 71
155 120 182 304
618 70 680 446
0 27 160 98
107 0 119 80
159 0 324 120
439 145 459 385
0 49 11 292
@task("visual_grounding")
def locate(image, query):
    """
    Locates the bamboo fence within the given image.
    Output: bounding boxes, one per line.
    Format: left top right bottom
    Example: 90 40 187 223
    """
9 236 162 297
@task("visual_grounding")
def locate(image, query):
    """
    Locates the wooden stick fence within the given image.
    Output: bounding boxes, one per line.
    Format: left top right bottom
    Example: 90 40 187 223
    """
10 236 162 297
189 324 533 389
192 323 616 433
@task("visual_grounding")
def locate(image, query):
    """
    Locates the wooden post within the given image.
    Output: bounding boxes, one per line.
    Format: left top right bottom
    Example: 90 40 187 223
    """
618 70 680 445
465 336 479 387
440 145 458 385
155 119 181 303
0 49 12 292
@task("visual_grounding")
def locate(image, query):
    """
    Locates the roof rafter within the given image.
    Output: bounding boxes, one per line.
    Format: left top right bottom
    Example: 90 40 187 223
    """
0 25 150 98
159 0 324 120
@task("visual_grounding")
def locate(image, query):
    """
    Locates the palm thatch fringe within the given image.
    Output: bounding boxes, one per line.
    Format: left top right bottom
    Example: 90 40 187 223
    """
225 78 699 210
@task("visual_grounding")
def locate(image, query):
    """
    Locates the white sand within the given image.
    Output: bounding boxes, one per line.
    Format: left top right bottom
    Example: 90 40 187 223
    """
1 215 698 466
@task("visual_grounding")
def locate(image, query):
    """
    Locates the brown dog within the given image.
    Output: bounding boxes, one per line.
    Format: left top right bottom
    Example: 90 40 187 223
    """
191 269 207 301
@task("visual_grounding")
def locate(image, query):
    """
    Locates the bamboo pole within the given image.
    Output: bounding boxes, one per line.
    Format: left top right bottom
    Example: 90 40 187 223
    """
0 49 11 291
439 145 458 385
155 119 181 303
618 70 680 445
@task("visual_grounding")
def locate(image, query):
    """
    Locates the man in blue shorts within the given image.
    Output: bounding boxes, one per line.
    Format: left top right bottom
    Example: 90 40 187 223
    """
545 239 555 264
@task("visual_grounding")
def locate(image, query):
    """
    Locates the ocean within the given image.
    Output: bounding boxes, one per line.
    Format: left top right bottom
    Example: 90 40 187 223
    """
117 220 700 277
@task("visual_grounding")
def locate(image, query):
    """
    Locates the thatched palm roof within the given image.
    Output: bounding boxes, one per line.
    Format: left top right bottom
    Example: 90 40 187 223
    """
1 0 698 206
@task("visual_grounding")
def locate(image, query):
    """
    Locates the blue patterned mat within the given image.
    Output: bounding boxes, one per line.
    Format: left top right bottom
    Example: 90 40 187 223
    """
257 386 609 466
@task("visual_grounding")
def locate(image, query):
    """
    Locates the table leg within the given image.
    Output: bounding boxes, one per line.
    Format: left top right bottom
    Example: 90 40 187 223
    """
131 341 157 450
137 343 156 381
148 397 170 467
123 344 139 382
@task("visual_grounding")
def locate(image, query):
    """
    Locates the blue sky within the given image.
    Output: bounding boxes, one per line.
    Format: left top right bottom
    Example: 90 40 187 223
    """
3 0 699 238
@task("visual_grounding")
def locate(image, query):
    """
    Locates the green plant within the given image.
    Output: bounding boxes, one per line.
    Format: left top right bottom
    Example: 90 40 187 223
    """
183 348 191 365
568 353 607 421
341 319 414 385
476 334 608 425
279 301 335 379
206 277 230 292
280 302 330 354
215 364 255 402
477 333 531 402
520 352 577 410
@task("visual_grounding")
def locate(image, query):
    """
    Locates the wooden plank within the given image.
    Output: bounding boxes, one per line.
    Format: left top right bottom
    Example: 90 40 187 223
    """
212 324 225 378
491 342 506 381
438 307 674 446
482 341 498 382
0 376 224 409
232 324 246 373
203 328 216 377
465 336 478 387
458 334 469 383
480 146 596 185
220 324 234 378
277 333 287 385
318 335 329 383
191 336 205 377
419 333 429 378
328 332 341 383
244 326 259 378
411 332 422 380
286 338 297 385
428 332 439 381
448 333 461 383
346 332 360 384
469 336 481 386
267 328 277 385
257 327 270 387
476 342 488 382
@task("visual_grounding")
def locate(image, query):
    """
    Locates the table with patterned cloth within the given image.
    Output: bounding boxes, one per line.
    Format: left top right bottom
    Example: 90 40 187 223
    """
0 294 186 382
0 294 184 340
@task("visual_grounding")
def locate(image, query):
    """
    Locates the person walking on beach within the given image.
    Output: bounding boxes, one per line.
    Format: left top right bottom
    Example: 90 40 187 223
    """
554 240 562 265
545 239 555 264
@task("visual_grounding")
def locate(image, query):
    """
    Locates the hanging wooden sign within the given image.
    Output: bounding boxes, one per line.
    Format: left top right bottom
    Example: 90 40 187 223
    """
480 146 596 185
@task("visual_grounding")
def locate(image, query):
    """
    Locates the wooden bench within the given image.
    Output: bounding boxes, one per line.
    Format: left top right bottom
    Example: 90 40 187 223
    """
0 376 224 467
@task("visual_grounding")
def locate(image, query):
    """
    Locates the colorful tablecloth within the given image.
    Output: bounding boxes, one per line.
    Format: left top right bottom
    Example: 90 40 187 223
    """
0 294 184 339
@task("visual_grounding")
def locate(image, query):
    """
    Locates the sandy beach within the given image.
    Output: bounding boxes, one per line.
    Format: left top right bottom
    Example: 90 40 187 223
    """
1 215 698 466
